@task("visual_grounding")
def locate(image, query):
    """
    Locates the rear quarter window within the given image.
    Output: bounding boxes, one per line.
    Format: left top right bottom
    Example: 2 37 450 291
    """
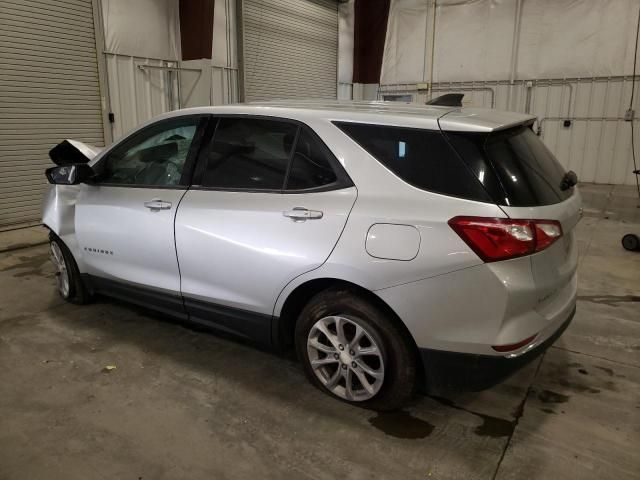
334 122 491 202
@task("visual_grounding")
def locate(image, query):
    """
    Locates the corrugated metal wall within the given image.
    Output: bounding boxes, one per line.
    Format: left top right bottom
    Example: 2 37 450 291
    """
0 0 105 229
377 77 639 186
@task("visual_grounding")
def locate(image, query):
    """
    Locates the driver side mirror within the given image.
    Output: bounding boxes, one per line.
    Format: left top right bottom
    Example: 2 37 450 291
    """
45 163 95 185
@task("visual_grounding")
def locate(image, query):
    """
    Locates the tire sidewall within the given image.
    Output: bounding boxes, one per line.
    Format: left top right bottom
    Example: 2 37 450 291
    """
50 238 74 300
49 234 90 304
295 288 415 410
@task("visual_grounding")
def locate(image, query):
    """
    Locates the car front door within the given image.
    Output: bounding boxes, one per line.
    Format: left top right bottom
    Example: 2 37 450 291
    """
74 115 208 315
174 116 357 342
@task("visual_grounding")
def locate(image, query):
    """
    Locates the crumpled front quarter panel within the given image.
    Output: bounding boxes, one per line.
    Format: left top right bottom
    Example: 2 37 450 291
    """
42 184 84 265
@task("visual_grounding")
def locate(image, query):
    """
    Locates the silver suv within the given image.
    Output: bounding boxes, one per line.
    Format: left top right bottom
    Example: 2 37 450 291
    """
43 101 580 410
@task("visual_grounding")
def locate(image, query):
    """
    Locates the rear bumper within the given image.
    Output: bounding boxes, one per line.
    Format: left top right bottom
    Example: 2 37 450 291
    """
419 305 575 391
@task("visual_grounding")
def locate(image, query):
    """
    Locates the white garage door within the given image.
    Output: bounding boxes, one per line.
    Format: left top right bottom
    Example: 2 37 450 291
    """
0 0 105 229
241 0 338 102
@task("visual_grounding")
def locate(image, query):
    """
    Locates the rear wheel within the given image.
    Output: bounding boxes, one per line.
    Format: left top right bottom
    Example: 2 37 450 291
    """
49 234 92 304
295 288 416 411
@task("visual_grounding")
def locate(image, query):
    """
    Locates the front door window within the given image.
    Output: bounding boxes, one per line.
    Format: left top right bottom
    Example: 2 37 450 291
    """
96 117 201 187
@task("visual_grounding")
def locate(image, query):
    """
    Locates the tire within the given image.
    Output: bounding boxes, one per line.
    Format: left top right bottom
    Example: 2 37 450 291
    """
49 233 92 305
295 287 416 411
621 233 640 252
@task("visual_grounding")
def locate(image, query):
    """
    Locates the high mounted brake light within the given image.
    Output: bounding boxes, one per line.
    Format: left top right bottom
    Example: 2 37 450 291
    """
448 216 563 262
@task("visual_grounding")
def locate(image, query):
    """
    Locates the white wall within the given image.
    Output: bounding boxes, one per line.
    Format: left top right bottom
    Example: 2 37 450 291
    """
381 0 639 84
104 54 180 140
342 0 640 186
100 0 239 141
100 0 181 140
180 0 239 108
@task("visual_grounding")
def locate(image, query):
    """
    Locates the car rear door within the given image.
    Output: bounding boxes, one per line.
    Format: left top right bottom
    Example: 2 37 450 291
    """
174 116 357 342
74 115 208 314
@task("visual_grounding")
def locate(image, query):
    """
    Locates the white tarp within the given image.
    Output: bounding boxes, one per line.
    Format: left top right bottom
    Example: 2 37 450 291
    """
101 0 181 60
212 0 237 67
516 0 638 79
338 0 354 84
380 0 639 84
433 0 516 82
380 0 430 85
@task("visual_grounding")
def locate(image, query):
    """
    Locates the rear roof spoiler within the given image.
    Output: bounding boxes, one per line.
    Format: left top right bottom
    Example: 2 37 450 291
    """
49 139 102 166
426 93 464 107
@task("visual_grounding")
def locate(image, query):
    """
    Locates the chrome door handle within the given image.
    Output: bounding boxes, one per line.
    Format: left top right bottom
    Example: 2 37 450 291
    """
283 207 323 221
144 199 172 211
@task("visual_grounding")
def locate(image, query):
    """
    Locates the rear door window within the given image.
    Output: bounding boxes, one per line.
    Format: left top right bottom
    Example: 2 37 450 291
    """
200 117 298 190
334 122 491 202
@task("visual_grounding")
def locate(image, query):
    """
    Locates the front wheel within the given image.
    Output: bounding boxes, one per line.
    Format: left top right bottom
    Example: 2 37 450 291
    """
49 234 92 304
295 288 416 411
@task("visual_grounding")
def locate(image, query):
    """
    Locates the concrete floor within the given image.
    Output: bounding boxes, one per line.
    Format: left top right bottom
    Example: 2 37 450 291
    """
0 183 638 480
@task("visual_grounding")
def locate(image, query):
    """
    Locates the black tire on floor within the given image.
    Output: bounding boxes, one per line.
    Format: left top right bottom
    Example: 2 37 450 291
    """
49 232 92 305
295 287 417 411
621 233 640 252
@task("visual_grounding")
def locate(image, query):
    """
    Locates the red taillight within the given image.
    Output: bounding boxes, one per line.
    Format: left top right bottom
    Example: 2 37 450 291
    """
448 216 563 262
533 220 563 251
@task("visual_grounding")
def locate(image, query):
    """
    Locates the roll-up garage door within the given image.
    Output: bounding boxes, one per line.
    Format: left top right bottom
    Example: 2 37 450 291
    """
0 0 104 229
241 0 338 102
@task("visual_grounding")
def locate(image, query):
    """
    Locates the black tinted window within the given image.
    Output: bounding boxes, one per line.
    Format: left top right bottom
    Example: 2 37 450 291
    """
201 118 297 190
97 117 200 186
446 126 572 206
335 122 490 202
285 128 338 190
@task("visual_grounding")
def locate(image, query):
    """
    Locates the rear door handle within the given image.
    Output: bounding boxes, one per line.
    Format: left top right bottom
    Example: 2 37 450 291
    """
283 207 323 221
144 199 172 211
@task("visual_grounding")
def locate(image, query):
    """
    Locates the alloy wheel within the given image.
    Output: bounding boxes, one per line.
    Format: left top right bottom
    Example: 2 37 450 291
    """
50 242 70 298
307 315 385 401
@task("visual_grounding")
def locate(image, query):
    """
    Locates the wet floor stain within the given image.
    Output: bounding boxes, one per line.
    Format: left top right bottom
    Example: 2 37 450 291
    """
540 408 558 415
558 377 607 394
578 368 589 375
577 294 640 307
473 415 514 438
0 314 33 329
595 366 614 376
0 253 50 278
428 395 514 438
538 389 569 404
369 410 435 439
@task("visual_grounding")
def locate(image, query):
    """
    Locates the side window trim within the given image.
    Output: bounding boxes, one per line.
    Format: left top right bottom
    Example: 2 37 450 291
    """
190 114 353 193
281 125 301 190
282 125 352 193
191 116 220 187
92 114 209 189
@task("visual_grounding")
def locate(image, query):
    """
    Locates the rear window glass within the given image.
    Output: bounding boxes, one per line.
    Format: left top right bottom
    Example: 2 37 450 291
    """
334 122 491 202
445 126 573 207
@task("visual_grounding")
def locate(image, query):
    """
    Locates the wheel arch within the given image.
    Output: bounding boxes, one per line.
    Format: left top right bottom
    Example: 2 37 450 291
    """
274 277 420 361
